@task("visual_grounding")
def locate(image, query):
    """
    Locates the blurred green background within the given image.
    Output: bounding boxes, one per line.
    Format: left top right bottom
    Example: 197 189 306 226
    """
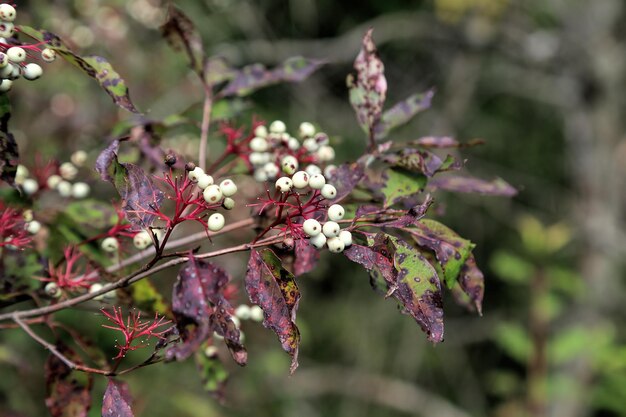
2 0 626 416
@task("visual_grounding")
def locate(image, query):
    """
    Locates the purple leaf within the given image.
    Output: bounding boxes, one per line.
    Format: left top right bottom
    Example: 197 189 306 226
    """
379 195 433 228
328 162 365 202
45 343 93 417
374 89 435 140
428 175 518 197
411 136 485 148
102 379 134 417
161 5 206 76
382 149 462 177
169 256 246 364
294 239 319 276
219 57 324 97
347 29 387 140
245 248 300 373
458 254 484 315
0 94 17 187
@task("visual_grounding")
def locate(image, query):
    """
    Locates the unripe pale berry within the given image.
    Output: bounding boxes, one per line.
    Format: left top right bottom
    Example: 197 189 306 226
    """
317 145 335 162
101 237 119 252
89 283 106 301
308 173 326 189
219 179 237 197
291 171 309 189
41 48 57 63
249 305 264 322
47 174 62 189
324 164 338 178
303 138 319 152
26 220 41 234
59 162 78 181
208 212 225 232
321 184 337 199
315 132 330 146
287 137 300 150
322 221 340 238
327 236 345 253
153 228 165 244
0 22 14 38
203 184 223 204
339 230 353 247
263 162 279 179
133 231 152 250
298 122 316 138
197 174 214 189
250 137 268 152
327 204 345 221
70 150 88 167
72 182 90 199
188 166 205 182
0 52 7 68
269 120 286 134
22 63 43 81
231 315 241 328
235 304 251 320
249 152 266 166
254 168 268 182
0 62 12 78
223 197 235 210
0 4 16 22
7 63 19 80
254 125 268 138
281 155 298 175
275 177 293 193
0 78 12 92
22 178 39 195
45 282 62 298
6 47 25 63
204 345 218 357
15 165 28 182
305 164 322 176
309 233 327 249
302 218 322 236
22 209 33 222
57 181 72 197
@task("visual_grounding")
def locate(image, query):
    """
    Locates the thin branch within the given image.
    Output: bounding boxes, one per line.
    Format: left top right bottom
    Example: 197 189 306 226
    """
198 85 213 171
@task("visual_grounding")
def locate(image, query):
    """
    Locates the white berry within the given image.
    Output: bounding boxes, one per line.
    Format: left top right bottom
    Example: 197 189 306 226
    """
324 164 338 178
327 237 345 253
254 125 268 138
26 220 41 234
339 230 353 247
188 166 205 182
0 22 14 38
322 221 340 238
250 305 264 322
287 137 300 150
71 182 90 199
0 4 16 22
263 162 280 179
305 164 322 176
302 218 322 236
291 171 309 189
208 213 225 232
317 145 335 162
47 174 62 189
303 138 319 152
22 178 39 195
235 305 251 320
101 237 119 252
0 79 12 92
309 173 326 189
321 184 337 199
281 155 299 175
327 204 345 221
309 233 327 249
41 48 57 63
197 173 214 189
45 282 62 298
203 184 223 204
249 152 266 166
269 120 286 134
298 122 316 138
275 177 293 193
133 231 152 249
254 168 268 182
59 162 78 181
23 63 43 81
57 181 72 197
219 179 237 197
70 150 88 167
0 52 7 68
315 132 330 146
250 137 268 152
222 197 235 210
6 47 25 63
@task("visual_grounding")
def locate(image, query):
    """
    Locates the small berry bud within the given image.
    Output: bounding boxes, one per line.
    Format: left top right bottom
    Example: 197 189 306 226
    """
235 305 251 320
308 173 326 189
0 4 16 22
22 178 39 195
164 153 177 167
196 174 214 189
324 164 338 178
26 220 41 234
309 233 327 249
6 47 26 63
322 221 340 238
133 231 152 250
219 179 237 197
0 79 12 92
303 138 319 152
59 162 78 181
254 168 268 182
305 164 322 176
339 230 353 247
72 182 90 199
89 283 115 301
327 236 345 253
41 48 57 63
317 145 335 162
263 162 280 179
302 218 322 236
321 184 337 199
185 162 196 172
291 171 309 189
188 166 205 183
298 122 316 138
287 137 300 150
45 282 62 298
281 155 298 175
22 210 33 222
315 132 330 146
269 120 286 134
275 177 293 193
101 237 119 252
204 345 219 357
327 204 345 221
249 305 264 322
47 174 62 189
250 137 268 152
57 181 72 197
15 165 28 182
70 150 88 167
208 213 225 232
203 184 223 204
254 125 268 138
22 63 43 81
222 197 235 210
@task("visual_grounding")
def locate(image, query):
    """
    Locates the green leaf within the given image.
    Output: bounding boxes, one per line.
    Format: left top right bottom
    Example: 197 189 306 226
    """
18 25 139 113
495 322 531 363
130 279 169 315
381 167 426 207
64 199 117 230
161 5 206 77
195 349 228 401
374 89 434 140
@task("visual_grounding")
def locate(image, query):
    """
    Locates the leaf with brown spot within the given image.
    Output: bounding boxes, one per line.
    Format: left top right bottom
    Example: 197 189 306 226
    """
379 195 433 228
457 254 484 314
411 136 485 149
0 93 17 186
161 5 206 77
428 175 518 197
327 162 365 202
102 379 133 417
374 89 435 140
380 167 427 207
19 26 139 113
347 29 387 140
45 343 93 417
294 239 319 276
382 149 463 177
168 256 246 364
245 248 300 373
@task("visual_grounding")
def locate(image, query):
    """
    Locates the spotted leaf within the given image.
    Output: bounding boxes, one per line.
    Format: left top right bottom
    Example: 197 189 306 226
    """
411 136 485 149
245 248 300 373
294 239 319 276
102 379 133 417
19 26 139 113
374 89 435 140
457 254 484 314
382 149 462 177
328 162 365 202
428 175 517 197
161 5 206 77
380 167 427 207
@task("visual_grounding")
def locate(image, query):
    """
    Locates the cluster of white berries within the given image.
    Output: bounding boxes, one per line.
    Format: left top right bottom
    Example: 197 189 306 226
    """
0 4 56 92
274 166 338 200
22 208 40 235
187 164 239 232
41 151 90 199
249 121 337 183
100 228 165 253
302 204 352 253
